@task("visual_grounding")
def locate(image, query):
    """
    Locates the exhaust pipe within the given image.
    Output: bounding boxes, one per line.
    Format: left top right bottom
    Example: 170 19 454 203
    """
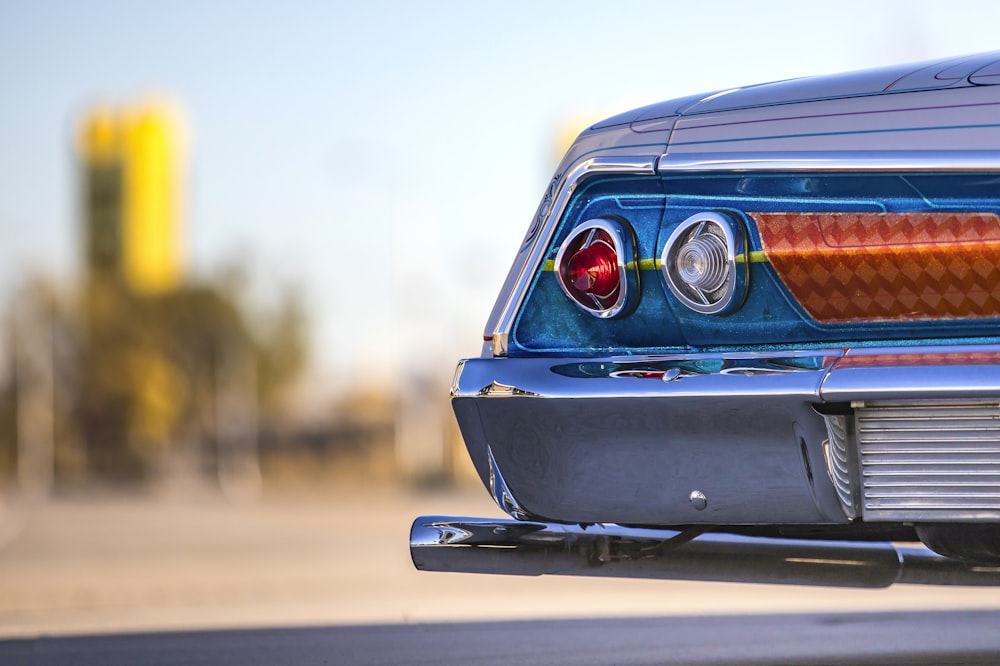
411 516 1000 588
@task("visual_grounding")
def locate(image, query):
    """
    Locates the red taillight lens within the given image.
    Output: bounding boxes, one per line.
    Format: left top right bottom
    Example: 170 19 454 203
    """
567 240 619 297
555 218 639 318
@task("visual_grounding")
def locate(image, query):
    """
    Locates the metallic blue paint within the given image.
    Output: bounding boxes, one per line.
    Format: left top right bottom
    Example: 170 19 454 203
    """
509 173 1000 356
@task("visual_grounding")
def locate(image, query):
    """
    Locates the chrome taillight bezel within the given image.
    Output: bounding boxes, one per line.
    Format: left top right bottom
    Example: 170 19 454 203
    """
661 210 748 315
555 217 639 318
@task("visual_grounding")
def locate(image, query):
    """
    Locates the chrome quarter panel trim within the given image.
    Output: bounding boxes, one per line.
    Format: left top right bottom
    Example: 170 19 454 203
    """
451 355 844 525
658 151 1000 173
410 515 1000 587
820 345 1000 403
484 121 671 357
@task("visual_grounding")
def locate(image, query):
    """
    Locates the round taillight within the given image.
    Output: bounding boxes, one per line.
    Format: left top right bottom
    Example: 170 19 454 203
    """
661 211 748 315
555 217 638 318
676 233 729 292
567 240 619 297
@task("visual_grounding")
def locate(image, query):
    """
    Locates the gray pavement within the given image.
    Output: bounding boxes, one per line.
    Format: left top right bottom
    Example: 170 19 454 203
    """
2 482 1000 640
5 611 1000 665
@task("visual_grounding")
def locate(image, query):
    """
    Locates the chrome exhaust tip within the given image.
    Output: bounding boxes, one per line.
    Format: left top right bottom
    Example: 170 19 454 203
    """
411 515 1000 588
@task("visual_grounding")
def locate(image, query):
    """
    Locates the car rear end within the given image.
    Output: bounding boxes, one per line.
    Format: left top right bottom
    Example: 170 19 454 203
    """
446 52 1000 566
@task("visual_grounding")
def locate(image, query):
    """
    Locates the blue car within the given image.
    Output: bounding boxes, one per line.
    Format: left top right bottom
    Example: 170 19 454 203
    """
412 53 1000 587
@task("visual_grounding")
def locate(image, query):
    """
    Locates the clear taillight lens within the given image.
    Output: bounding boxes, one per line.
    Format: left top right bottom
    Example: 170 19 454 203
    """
662 211 748 315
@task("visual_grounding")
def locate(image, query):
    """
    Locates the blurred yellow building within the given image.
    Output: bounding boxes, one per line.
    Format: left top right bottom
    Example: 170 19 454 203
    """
79 100 186 293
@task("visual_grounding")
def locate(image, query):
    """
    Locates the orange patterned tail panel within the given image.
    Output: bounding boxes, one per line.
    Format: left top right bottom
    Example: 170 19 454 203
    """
753 212 1000 323
833 351 1000 368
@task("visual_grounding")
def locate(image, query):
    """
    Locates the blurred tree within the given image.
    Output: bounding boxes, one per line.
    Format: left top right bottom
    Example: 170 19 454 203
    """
73 272 308 481
71 100 308 483
254 286 308 419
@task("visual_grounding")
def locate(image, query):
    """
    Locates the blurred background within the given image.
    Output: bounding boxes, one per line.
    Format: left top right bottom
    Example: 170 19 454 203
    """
2 0 1000 639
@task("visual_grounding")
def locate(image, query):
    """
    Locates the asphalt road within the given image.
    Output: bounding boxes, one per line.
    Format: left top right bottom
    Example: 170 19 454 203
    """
2 483 1000 663
4 611 1000 665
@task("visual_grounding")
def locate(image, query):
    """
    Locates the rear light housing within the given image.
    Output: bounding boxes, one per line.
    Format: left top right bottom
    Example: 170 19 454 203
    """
662 211 748 315
555 217 639 318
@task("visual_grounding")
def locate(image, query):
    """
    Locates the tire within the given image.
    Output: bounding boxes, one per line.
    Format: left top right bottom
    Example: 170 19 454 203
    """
917 524 1000 564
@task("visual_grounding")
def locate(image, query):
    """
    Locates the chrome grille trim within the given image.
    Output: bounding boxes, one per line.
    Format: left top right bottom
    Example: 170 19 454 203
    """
822 414 856 519
856 400 1000 521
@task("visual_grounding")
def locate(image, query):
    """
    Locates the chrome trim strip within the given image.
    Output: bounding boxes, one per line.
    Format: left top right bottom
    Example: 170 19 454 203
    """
410 515 1000 587
453 355 835 401
657 150 1000 173
450 359 467 397
458 345 1000 402
488 155 657 357
832 343 1000 356
487 445 530 520
821 346 1000 402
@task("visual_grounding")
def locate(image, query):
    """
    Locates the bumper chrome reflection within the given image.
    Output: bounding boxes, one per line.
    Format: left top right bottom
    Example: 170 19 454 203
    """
411 515 1000 588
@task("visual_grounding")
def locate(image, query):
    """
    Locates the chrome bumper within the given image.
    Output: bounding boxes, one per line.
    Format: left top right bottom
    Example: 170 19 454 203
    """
452 347 1000 526
411 515 1000 588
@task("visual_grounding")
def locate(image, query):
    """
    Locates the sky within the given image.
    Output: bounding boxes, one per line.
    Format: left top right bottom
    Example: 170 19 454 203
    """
2 0 999 403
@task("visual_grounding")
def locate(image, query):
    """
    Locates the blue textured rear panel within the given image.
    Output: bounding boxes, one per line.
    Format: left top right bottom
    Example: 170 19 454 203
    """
509 173 1000 356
